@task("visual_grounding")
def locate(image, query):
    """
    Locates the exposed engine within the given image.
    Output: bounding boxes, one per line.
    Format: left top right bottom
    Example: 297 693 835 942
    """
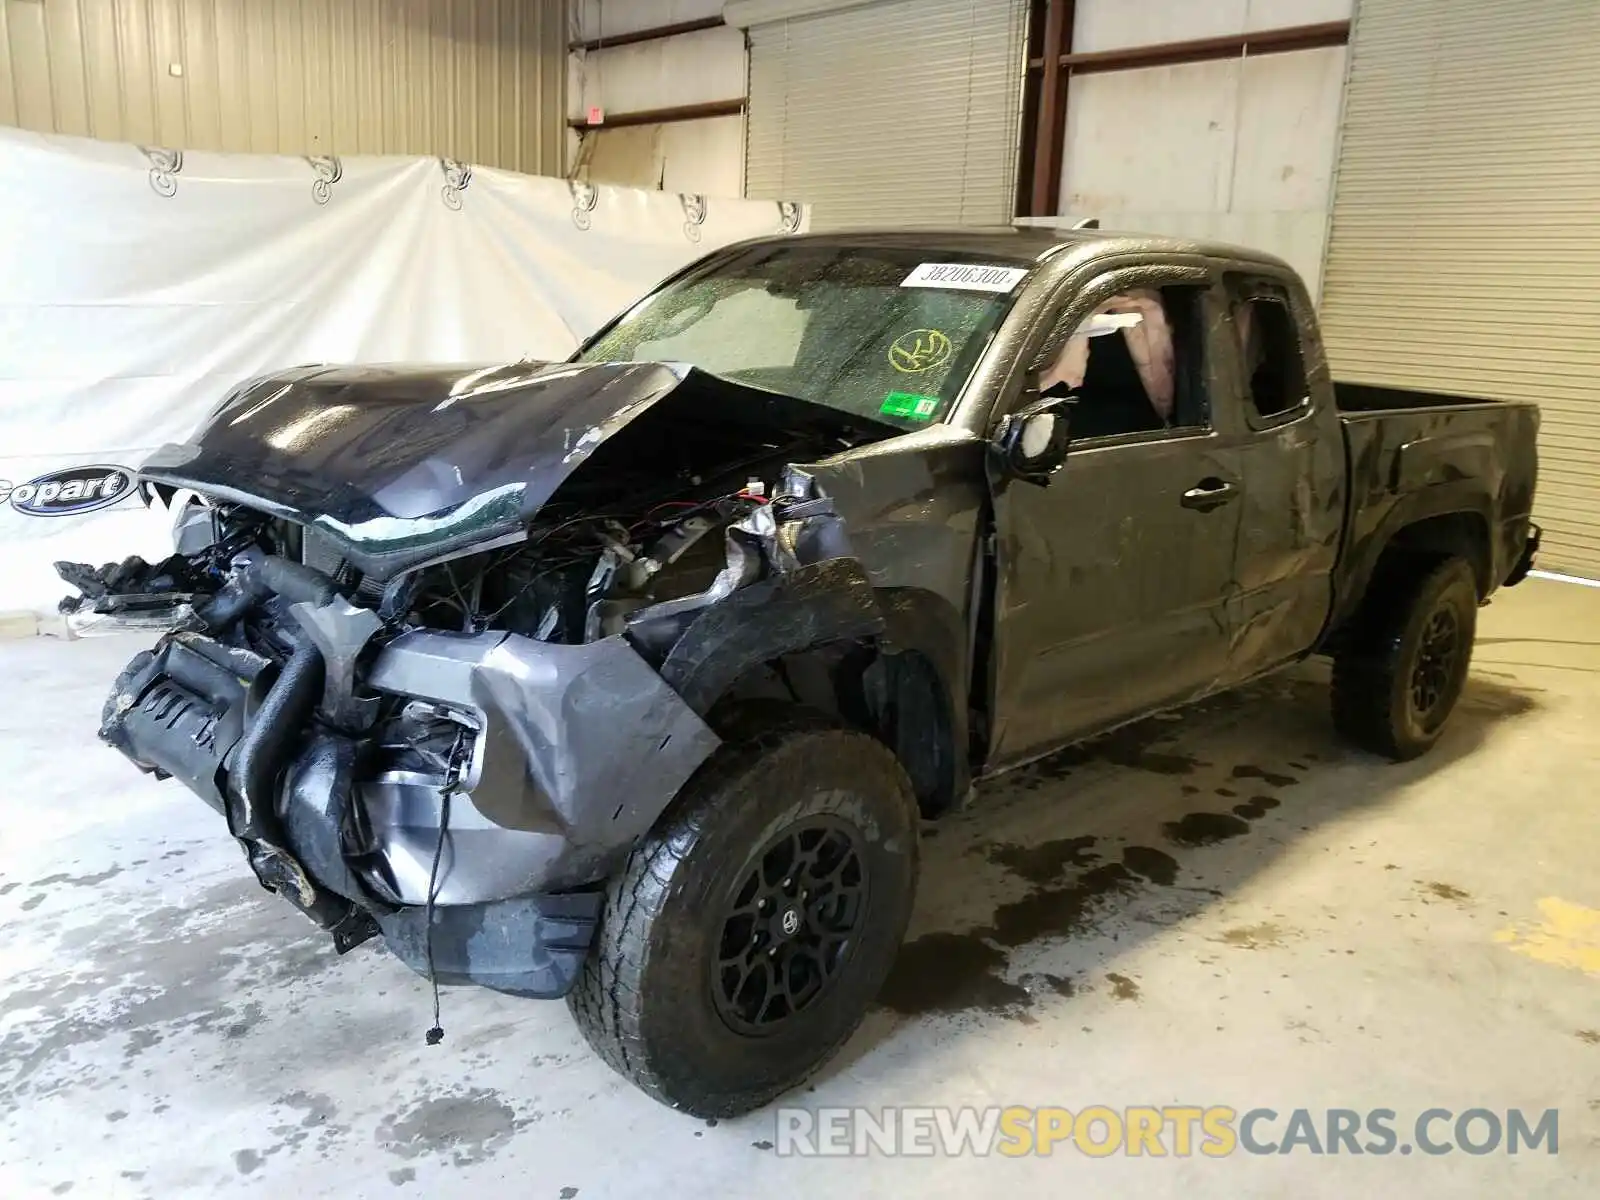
56 455 864 992
393 486 772 644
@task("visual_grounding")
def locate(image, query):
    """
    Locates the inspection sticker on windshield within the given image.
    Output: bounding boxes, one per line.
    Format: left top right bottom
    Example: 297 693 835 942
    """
901 262 1028 293
881 392 941 421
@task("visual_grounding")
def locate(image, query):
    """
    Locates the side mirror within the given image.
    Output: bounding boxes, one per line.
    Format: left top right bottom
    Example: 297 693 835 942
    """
994 389 1073 485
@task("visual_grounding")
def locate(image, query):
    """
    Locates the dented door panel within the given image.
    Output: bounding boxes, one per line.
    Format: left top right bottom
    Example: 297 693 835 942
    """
1221 406 1346 682
1210 277 1347 685
988 432 1242 767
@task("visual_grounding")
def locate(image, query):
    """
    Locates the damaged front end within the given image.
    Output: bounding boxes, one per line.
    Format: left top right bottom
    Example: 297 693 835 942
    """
66 361 888 998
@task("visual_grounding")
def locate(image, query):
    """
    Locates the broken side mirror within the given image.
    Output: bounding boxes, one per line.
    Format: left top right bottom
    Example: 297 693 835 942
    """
994 384 1074 485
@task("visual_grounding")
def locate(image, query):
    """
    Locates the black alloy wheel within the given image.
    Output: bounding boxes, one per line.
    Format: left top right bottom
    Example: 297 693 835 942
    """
713 817 868 1035
1409 606 1462 720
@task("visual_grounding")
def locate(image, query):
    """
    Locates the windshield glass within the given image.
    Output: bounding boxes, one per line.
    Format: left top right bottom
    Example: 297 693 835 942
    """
575 244 1031 429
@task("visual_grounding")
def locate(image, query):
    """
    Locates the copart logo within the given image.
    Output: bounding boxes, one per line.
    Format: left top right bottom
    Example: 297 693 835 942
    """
2 465 136 517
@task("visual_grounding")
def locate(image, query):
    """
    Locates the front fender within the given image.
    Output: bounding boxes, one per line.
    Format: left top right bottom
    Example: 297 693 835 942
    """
659 558 884 713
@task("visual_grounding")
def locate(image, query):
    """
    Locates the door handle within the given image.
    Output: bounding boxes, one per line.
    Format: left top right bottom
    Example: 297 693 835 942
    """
1181 478 1238 511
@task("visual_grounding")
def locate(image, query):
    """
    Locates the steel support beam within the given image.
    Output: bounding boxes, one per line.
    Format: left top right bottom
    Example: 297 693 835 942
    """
568 17 725 54
567 99 747 132
1017 0 1075 218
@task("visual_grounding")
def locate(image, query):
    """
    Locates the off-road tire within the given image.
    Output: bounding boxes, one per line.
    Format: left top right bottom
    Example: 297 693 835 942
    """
1332 555 1478 761
566 715 920 1117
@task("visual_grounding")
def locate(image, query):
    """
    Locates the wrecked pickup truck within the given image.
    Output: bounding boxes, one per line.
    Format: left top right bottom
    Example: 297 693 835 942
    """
64 229 1540 1117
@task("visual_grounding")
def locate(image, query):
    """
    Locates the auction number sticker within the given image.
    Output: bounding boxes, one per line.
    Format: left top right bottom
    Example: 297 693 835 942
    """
901 262 1028 293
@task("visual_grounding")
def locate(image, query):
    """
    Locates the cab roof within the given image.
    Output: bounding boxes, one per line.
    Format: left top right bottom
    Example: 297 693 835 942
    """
758 225 1294 274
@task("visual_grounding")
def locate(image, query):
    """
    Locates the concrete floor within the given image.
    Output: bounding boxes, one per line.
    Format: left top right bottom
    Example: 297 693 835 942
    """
2 577 1597 1198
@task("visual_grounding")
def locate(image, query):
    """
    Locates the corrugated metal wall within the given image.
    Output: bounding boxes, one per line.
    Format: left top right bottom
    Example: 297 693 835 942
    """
744 0 1028 229
0 0 565 174
1321 0 1600 577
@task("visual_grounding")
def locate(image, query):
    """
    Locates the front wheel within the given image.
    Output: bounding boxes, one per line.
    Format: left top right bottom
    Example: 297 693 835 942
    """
1332 555 1479 760
567 716 920 1117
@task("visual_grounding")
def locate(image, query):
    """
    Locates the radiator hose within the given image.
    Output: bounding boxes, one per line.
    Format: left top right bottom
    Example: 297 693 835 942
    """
200 554 338 632
252 556 338 607
227 625 323 835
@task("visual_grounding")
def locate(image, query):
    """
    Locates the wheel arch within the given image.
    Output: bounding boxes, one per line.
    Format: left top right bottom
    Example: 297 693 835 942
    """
659 565 970 818
1385 510 1493 592
1328 486 1495 643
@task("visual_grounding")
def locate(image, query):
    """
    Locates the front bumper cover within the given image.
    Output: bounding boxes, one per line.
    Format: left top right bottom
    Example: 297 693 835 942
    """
100 623 720 996
353 629 721 901
373 891 603 997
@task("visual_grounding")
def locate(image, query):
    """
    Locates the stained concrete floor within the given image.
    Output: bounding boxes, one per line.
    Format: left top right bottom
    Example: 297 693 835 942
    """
2 577 1597 1198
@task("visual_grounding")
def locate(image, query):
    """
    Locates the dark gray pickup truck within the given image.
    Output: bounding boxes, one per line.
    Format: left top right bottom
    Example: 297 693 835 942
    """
63 228 1539 1117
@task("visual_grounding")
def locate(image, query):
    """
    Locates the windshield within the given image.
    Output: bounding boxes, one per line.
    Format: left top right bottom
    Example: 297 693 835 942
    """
575 244 1030 429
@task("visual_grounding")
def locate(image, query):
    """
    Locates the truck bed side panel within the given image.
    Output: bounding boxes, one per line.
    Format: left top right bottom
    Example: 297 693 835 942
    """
1331 402 1539 632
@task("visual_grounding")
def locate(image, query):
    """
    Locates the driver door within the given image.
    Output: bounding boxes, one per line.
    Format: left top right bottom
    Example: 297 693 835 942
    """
986 269 1243 768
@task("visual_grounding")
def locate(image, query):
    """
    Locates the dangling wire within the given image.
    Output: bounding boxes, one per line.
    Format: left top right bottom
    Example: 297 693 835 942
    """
423 787 452 1046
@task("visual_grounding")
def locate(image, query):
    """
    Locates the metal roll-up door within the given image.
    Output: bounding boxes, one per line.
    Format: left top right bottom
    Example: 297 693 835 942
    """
737 0 1028 229
1320 0 1600 578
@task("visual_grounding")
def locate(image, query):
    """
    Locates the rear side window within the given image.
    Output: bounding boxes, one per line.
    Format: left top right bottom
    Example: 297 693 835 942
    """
1228 283 1308 421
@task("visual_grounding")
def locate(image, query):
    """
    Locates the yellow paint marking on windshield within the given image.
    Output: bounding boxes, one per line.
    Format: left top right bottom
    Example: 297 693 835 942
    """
1493 897 1600 975
889 329 953 373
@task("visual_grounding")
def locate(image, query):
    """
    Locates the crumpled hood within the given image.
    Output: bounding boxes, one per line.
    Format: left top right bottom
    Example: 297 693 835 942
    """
138 360 876 580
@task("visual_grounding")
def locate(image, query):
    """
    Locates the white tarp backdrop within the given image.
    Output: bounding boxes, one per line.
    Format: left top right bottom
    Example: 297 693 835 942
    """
0 127 808 615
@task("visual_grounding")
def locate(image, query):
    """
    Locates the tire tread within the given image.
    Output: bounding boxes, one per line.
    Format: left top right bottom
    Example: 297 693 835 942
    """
567 715 914 1115
1331 555 1476 761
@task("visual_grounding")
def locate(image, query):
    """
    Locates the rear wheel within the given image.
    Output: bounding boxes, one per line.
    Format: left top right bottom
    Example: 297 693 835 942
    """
567 715 919 1117
1332 555 1478 760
